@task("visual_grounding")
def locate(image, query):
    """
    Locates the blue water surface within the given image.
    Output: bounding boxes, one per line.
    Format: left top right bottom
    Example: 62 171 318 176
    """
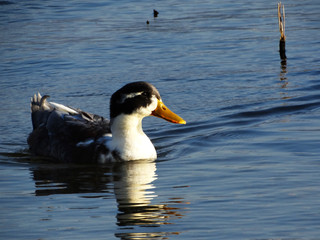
1 0 320 239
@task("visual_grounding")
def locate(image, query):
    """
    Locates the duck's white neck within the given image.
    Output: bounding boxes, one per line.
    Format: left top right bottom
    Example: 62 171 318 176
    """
109 114 157 161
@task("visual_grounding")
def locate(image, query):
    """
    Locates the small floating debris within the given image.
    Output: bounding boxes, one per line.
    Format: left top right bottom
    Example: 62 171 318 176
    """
278 2 286 60
153 9 159 18
146 20 150 25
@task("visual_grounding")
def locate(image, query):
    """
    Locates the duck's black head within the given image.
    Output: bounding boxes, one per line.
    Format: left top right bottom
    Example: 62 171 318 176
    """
110 81 161 119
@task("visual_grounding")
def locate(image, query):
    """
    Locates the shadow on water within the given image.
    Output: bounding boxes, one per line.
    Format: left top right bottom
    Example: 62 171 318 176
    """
1 152 187 239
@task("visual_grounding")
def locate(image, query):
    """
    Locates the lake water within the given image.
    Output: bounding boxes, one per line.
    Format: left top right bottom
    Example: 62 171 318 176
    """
1 0 320 239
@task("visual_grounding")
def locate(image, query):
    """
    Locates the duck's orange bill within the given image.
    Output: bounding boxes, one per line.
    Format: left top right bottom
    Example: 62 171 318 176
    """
151 99 186 124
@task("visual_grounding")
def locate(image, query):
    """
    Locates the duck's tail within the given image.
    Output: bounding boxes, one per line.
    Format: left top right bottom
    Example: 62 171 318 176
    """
30 92 51 113
30 92 53 130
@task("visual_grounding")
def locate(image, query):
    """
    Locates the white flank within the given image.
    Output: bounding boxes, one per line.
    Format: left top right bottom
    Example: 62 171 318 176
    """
50 102 78 114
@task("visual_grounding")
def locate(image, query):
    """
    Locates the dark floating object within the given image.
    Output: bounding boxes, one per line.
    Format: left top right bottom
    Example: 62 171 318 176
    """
278 2 287 60
146 20 149 24
153 9 159 18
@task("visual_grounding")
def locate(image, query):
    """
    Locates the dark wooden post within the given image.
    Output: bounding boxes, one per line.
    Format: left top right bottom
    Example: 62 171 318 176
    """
278 2 287 60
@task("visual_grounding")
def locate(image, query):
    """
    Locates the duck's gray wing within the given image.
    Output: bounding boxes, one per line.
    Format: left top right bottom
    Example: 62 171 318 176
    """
28 93 110 162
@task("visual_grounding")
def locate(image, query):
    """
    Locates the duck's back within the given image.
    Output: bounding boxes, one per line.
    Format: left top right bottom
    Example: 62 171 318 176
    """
28 93 111 163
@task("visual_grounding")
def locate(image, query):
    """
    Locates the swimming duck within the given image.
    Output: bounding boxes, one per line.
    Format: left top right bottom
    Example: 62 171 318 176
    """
28 81 186 163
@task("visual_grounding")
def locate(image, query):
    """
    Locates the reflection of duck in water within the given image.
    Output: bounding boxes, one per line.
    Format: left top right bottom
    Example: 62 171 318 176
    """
114 160 157 208
113 160 185 231
30 160 186 233
28 82 185 163
32 164 114 196
114 160 158 226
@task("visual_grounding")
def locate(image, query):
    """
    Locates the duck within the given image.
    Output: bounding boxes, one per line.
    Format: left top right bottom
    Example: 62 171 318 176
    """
27 81 186 163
